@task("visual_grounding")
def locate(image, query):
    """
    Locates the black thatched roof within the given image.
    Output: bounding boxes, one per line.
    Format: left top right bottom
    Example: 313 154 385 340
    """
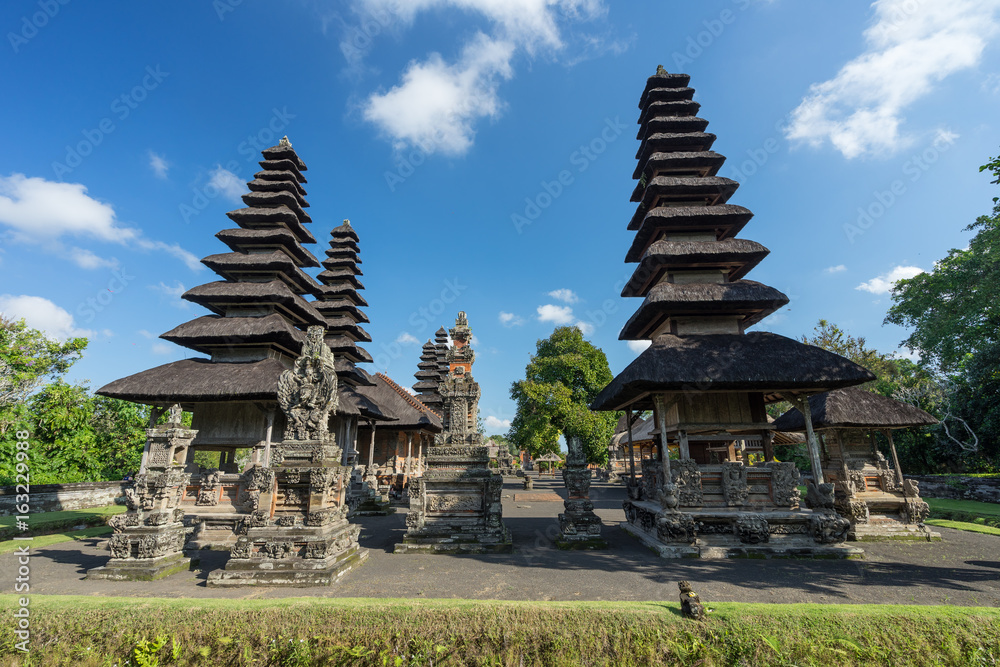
321 257 362 275
320 316 371 343
325 334 374 364
225 206 315 245
98 358 289 403
332 219 360 242
258 159 306 183
215 228 319 268
629 176 739 228
312 299 369 323
772 386 938 431
160 314 306 356
639 116 710 140
261 141 307 171
626 206 753 262
247 178 309 207
253 169 307 191
637 100 701 129
317 269 365 290
241 191 312 222
638 72 692 108
313 284 368 308
182 280 326 327
622 239 770 296
631 152 727 199
591 332 876 411
635 133 717 169
200 251 317 295
618 281 789 339
335 357 376 388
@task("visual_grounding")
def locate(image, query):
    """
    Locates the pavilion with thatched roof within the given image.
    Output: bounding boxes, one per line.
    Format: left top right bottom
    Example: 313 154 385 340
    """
773 387 939 541
590 68 877 558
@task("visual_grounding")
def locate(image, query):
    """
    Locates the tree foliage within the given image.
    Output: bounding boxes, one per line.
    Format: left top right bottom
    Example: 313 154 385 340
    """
508 327 618 463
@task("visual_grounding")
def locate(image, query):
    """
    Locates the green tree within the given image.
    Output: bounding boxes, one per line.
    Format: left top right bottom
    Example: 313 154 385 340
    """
92 396 149 479
508 327 618 463
885 153 1000 372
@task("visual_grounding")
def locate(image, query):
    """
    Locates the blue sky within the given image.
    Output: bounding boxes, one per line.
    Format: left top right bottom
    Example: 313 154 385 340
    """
1 0 998 435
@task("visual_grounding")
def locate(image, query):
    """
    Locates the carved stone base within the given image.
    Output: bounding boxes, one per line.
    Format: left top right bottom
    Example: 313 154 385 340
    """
87 551 194 581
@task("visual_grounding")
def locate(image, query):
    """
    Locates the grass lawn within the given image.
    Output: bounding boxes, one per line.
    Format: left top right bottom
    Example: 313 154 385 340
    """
926 497 1000 530
924 519 1000 537
0 505 125 540
1 595 997 666
0 525 113 555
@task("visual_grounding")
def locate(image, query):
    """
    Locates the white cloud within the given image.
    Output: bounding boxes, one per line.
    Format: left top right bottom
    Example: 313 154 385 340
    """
856 265 925 294
101 329 114 338
574 321 594 335
68 247 119 270
983 72 1000 94
484 415 511 430
148 151 169 179
786 0 1000 158
358 0 606 155
0 294 93 340
824 264 847 274
208 166 245 203
396 332 420 345
150 281 189 308
537 303 574 325
499 311 524 327
151 342 173 355
627 339 651 353
137 329 155 339
0 173 201 271
548 288 578 303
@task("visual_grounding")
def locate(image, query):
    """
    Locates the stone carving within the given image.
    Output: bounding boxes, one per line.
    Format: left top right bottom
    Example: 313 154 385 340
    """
262 541 295 559
805 481 836 510
847 470 868 494
902 478 921 498
735 514 770 544
810 512 850 544
641 459 663 500
766 462 801 508
196 469 223 506
678 581 706 621
523 475 533 490
167 403 183 424
903 499 930 524
841 500 870 524
555 436 605 546
656 512 697 542
108 534 131 559
721 462 749 507
109 512 140 533
231 537 252 559
427 494 483 512
671 459 703 506
875 452 899 492
657 484 679 512
309 468 335 495
277 326 338 441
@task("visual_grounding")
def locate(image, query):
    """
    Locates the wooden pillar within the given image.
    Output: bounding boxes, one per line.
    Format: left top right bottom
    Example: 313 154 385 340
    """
263 409 274 468
884 429 905 487
653 394 672 481
367 421 376 470
418 436 425 474
406 433 413 476
625 408 637 484
792 395 824 485
678 429 690 460
762 431 774 463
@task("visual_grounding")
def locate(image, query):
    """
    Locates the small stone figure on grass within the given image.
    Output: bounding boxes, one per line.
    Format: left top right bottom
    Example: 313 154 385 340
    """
678 581 706 620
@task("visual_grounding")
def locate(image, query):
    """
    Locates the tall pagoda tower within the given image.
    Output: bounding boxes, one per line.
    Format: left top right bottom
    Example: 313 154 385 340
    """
412 339 444 411
395 312 511 554
591 68 875 558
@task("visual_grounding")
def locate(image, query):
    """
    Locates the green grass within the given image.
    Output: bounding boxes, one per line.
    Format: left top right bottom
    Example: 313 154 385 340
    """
0 505 125 540
1 595 998 666
0 526 113 555
926 497 1000 530
924 519 1000 537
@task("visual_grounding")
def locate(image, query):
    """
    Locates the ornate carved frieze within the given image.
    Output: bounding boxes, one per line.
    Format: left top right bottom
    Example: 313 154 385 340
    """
735 514 770 544
656 512 697 543
277 326 339 441
810 512 850 544
766 462 801 508
721 462 749 507
671 459 703 506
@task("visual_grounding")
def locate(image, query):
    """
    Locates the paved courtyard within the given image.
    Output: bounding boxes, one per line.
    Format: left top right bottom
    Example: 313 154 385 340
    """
3 477 998 606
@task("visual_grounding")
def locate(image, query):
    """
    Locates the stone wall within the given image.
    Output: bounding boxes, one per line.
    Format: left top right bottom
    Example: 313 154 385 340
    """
908 475 1000 504
0 482 127 515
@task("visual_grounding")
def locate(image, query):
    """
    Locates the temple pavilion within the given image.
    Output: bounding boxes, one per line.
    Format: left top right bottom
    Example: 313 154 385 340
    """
773 387 939 540
590 68 877 558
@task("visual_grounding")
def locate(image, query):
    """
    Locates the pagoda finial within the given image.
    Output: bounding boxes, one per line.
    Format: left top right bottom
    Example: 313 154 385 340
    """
656 64 667 76
279 135 292 148
343 218 351 226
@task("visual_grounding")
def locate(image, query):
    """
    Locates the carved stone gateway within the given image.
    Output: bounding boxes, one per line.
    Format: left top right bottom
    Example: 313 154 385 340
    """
395 313 512 554
556 437 606 548
207 327 368 586
87 408 195 581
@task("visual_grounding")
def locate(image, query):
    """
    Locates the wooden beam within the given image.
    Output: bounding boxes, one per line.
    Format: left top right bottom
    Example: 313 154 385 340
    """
625 408 637 484
653 394 672 480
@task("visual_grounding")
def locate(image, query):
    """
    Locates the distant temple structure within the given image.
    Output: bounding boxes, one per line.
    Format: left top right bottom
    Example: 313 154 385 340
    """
773 387 939 541
590 69 876 558
395 313 511 553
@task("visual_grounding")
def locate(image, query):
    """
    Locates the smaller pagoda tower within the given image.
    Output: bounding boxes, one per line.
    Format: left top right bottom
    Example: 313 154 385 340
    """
412 339 444 411
395 313 511 554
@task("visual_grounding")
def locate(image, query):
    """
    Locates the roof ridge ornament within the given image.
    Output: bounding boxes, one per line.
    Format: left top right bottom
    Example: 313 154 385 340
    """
656 64 667 75
279 135 292 148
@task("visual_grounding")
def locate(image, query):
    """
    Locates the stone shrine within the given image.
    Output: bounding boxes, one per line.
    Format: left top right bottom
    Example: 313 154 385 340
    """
395 313 512 553
556 436 606 549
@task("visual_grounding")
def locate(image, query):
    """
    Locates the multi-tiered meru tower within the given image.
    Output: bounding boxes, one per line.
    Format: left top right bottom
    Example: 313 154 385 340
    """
395 313 511 553
591 68 876 558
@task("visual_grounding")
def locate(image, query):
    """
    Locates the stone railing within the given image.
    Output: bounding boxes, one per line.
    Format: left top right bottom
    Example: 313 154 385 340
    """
907 475 1000 504
0 481 128 515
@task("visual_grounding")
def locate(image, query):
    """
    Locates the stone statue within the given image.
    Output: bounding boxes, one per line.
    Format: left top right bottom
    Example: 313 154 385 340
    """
678 581 706 620
278 326 338 441
167 403 183 425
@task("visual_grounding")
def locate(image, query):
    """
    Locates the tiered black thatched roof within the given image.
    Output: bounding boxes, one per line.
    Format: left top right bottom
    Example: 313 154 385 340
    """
772 386 938 431
591 69 874 412
412 339 444 409
434 327 449 378
313 219 375 383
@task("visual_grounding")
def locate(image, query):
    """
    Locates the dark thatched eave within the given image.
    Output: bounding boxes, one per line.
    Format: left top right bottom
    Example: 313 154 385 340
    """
635 133 717 167
629 177 739 228
322 316 372 343
590 332 876 412
320 259 363 276
626 205 754 256
357 374 443 431
215 228 320 268
338 386 393 420
260 143 307 171
638 116 711 141
253 169 307 194
200 251 319 296
332 220 360 242
313 284 368 308
637 100 701 129
622 239 770 296
772 386 938 431
97 358 290 404
182 281 326 327
225 206 316 245
631 152 727 195
638 73 692 108
246 178 309 208
619 280 789 339
160 313 306 356
325 334 373 364
316 269 365 290
312 299 370 323
241 191 312 223
258 159 306 183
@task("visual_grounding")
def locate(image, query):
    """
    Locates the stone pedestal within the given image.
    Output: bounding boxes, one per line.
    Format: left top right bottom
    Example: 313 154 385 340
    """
348 465 392 516
88 421 196 581
556 437 606 549
207 439 367 587
395 445 511 554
